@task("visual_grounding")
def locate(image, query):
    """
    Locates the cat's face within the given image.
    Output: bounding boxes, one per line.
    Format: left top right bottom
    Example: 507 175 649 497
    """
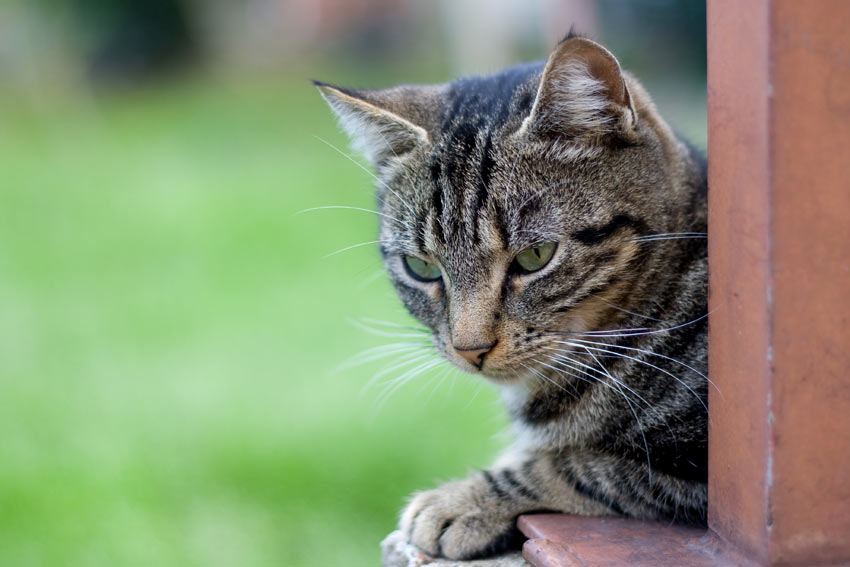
319 38 691 383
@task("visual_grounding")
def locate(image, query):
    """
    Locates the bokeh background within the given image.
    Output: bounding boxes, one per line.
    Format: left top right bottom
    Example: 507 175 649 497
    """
0 1 706 565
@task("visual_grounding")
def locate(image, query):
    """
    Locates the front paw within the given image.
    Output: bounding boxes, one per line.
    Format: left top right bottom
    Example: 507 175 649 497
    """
400 474 520 560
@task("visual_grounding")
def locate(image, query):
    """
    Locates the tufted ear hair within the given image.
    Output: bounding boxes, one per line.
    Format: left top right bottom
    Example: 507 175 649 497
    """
314 81 441 169
520 37 638 143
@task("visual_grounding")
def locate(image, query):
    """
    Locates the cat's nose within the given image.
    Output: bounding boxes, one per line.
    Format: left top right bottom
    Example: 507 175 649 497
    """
453 341 497 368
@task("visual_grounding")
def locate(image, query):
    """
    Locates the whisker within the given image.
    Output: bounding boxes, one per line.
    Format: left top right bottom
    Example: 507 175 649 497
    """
355 269 387 291
555 313 709 339
375 356 444 409
322 239 394 259
558 341 708 416
424 365 454 402
527 359 582 399
631 232 707 239
359 318 430 334
544 351 679 440
580 346 652 484
295 205 409 229
592 296 665 323
313 135 419 219
345 317 430 339
567 338 718 394
361 349 436 391
520 362 579 400
340 342 430 371
544 351 653 410
631 235 708 242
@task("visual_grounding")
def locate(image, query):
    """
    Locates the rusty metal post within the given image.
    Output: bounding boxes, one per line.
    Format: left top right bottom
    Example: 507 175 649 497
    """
708 0 850 564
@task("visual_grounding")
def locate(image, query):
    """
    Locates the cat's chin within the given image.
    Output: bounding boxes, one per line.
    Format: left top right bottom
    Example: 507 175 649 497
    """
476 368 523 385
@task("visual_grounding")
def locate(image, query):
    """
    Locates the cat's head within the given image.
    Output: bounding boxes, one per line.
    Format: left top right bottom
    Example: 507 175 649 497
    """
317 37 701 384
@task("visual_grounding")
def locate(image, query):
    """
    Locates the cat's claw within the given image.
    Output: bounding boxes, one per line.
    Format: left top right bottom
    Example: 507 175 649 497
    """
400 476 519 560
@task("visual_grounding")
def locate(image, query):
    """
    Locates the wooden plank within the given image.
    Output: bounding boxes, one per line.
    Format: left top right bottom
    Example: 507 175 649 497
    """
518 515 750 567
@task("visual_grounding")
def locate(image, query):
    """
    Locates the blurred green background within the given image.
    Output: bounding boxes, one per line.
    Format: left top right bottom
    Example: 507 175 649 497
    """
0 1 706 565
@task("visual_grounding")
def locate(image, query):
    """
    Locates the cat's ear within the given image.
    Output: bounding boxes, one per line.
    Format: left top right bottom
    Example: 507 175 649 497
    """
520 37 638 142
315 82 437 168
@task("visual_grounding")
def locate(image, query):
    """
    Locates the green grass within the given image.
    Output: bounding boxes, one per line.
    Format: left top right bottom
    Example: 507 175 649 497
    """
0 77 507 567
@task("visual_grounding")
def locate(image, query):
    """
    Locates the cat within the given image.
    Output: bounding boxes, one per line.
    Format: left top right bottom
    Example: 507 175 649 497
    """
316 33 708 561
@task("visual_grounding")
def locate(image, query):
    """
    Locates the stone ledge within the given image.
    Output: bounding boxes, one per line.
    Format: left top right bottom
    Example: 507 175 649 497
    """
381 531 528 567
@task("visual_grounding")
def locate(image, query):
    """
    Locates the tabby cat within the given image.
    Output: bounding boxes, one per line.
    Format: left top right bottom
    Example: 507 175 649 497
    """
317 34 708 560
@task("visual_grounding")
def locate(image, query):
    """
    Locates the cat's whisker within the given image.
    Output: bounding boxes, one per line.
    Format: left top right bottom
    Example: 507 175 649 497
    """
359 317 431 334
346 317 431 339
360 348 436 393
559 341 709 416
520 362 579 400
424 365 455 402
464 378 485 409
544 351 646 407
544 352 679 445
295 205 411 229
341 342 430 371
633 232 707 238
631 234 708 242
567 338 718 393
355 269 387 291
370 353 438 396
555 313 710 339
313 135 419 219
580 346 653 483
527 359 586 398
322 239 395 259
371 350 437 381
591 296 666 323
562 327 652 336
375 356 444 409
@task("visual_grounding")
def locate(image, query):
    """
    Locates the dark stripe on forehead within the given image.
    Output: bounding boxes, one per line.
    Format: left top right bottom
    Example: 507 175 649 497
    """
471 134 495 244
429 161 445 245
441 121 481 242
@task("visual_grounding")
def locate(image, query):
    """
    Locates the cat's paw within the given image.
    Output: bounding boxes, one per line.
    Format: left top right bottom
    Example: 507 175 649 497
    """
400 474 520 560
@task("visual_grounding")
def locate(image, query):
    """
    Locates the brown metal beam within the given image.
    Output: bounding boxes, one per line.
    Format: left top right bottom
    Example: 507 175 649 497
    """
708 0 850 564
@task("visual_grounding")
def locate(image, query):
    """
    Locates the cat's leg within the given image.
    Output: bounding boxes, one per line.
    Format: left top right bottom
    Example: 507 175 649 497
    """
399 453 605 560
399 451 706 560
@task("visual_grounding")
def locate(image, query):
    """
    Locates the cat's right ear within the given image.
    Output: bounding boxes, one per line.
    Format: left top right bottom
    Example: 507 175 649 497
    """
518 37 638 144
314 82 438 169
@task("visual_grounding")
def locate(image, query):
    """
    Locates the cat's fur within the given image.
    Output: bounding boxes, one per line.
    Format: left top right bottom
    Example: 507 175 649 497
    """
317 35 708 560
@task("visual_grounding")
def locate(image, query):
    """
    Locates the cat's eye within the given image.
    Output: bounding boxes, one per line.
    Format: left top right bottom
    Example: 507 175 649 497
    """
403 255 442 282
512 242 557 274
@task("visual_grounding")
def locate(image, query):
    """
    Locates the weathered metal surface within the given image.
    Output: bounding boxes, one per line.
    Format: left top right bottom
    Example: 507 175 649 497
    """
518 515 750 567
769 2 850 564
707 0 772 560
708 0 850 565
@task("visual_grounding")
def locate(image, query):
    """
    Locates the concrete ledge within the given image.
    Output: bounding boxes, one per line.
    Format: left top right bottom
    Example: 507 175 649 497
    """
381 531 528 567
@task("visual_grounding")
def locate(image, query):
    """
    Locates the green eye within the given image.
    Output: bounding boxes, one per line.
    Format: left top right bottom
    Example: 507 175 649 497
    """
513 242 557 273
403 255 442 282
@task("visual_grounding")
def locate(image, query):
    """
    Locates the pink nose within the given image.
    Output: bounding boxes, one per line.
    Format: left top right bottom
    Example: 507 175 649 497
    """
454 342 496 368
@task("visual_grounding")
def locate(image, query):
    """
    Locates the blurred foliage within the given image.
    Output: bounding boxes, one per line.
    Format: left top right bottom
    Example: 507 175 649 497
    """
53 0 196 81
0 78 507 566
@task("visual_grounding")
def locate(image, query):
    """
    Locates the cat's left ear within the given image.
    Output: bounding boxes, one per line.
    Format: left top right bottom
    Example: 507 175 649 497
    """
520 37 638 143
315 82 440 168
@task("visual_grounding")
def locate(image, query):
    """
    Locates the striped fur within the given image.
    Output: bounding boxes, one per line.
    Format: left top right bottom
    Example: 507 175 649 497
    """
318 35 708 560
